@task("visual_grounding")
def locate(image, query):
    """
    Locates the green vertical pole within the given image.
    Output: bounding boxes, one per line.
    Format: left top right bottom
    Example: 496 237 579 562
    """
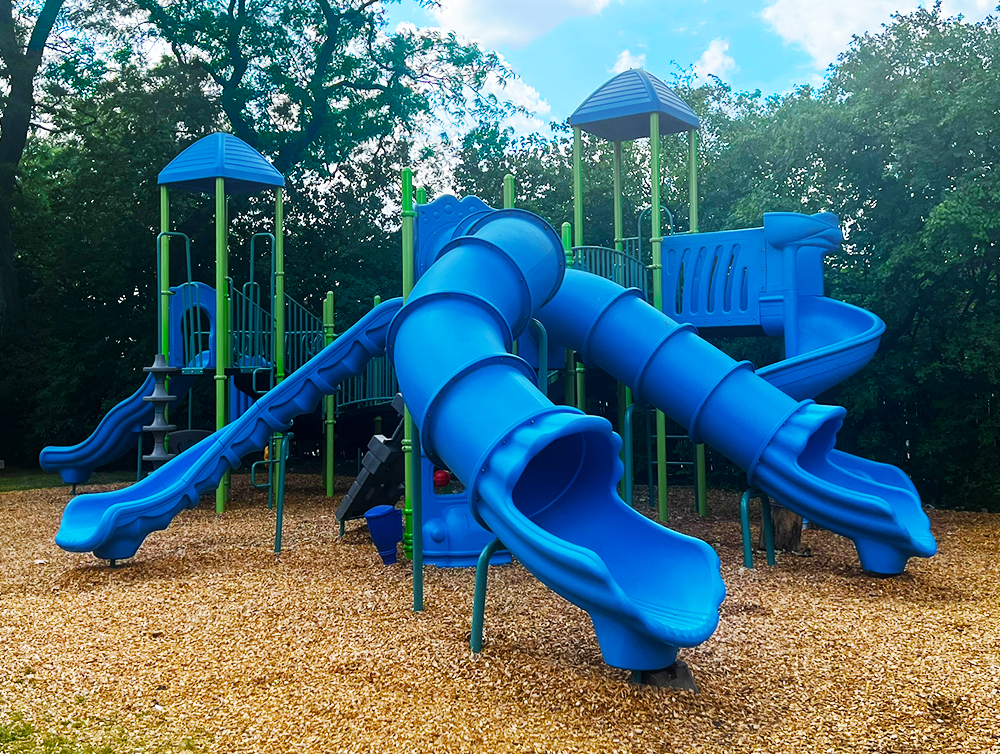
274 188 286 383
215 177 228 514
688 129 708 517
560 222 576 407
573 127 584 246
401 168 423 612
159 186 170 357
323 291 336 497
613 140 632 495
689 130 699 233
503 173 515 209
613 141 624 253
650 113 668 522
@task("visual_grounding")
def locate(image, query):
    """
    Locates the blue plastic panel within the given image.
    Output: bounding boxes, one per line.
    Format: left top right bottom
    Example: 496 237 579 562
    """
662 227 767 330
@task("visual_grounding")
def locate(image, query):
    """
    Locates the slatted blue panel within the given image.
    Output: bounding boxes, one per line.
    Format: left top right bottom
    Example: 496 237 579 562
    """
662 228 767 330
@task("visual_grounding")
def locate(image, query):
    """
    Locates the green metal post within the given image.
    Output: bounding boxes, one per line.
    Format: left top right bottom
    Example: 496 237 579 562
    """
613 140 632 487
274 188 286 383
560 222 576 407
573 127 584 246
689 129 699 233
503 173 515 209
323 291 336 497
576 361 586 412
650 113 668 522
159 186 170 357
613 141 624 252
622 403 636 507
689 129 708 517
214 178 228 514
471 537 503 653
401 168 423 611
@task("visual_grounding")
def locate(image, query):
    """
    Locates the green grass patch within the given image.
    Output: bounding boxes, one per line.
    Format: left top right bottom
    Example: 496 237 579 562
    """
0 711 207 754
0 468 136 494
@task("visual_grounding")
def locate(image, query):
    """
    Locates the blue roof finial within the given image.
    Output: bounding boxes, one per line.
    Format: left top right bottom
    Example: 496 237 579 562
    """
158 133 285 195
570 69 699 142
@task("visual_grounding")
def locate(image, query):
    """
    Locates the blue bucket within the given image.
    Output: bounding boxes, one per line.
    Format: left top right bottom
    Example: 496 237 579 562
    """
365 505 403 565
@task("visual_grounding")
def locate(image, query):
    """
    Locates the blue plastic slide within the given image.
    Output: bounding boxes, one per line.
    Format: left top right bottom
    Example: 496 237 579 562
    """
537 270 936 576
388 208 727 671
40 374 197 485
55 300 401 560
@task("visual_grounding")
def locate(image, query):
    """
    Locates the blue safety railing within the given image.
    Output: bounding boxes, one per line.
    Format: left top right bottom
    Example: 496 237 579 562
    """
571 244 649 295
283 295 325 375
336 353 398 411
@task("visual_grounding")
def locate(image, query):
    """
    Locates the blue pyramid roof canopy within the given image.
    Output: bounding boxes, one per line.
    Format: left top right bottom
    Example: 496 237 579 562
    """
158 133 284 195
570 69 699 142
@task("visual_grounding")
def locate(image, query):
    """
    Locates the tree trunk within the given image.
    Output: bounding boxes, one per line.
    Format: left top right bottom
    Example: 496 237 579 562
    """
757 503 803 552
0 0 66 338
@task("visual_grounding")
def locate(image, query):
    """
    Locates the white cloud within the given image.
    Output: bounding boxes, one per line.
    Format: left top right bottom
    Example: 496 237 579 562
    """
610 49 646 73
483 71 552 136
694 38 737 82
761 0 995 70
393 22 551 137
431 0 614 48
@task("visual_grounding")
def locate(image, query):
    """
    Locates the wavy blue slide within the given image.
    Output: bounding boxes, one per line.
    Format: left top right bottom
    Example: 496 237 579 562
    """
40 374 198 485
55 300 401 560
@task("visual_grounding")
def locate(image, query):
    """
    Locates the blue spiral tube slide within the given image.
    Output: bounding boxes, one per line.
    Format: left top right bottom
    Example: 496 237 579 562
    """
388 208 726 671
538 270 936 575
55 300 401 560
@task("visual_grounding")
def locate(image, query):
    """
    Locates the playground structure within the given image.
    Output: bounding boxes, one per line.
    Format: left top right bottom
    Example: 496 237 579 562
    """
41 70 937 677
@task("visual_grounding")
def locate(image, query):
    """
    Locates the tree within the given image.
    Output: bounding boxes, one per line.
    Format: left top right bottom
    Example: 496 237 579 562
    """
137 0 514 178
0 0 65 338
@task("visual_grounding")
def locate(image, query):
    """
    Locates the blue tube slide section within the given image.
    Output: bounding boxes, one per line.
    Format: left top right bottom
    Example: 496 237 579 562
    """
40 374 198 485
538 270 936 575
388 208 726 671
55 300 401 561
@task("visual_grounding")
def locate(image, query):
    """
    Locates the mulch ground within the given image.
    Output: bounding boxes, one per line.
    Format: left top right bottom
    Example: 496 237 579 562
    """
1 474 998 753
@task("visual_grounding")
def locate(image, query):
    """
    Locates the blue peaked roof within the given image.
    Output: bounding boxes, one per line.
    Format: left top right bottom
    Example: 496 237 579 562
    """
158 133 284 195
570 69 699 142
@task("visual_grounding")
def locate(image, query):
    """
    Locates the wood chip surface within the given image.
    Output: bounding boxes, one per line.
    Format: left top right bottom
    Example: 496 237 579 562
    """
2 475 998 753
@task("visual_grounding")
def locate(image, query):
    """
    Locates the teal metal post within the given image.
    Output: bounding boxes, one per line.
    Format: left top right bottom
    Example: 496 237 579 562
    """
740 489 776 568
529 319 548 389
471 537 504 653
323 291 336 497
214 177 228 514
273 433 293 552
650 113 668 522
689 128 708 517
401 168 423 612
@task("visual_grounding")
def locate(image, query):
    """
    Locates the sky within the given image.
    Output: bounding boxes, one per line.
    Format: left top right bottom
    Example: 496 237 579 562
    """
387 0 997 136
